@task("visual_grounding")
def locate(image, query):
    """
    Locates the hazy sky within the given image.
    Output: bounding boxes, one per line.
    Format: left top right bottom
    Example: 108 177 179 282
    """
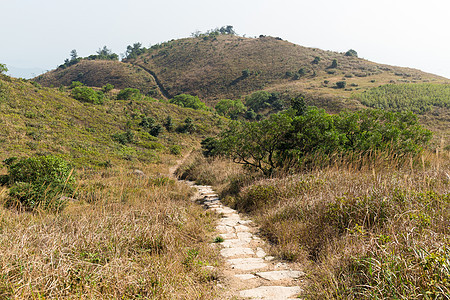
1 0 449 79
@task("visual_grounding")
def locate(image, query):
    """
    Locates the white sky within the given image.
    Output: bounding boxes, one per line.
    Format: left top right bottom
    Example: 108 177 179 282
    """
1 0 449 79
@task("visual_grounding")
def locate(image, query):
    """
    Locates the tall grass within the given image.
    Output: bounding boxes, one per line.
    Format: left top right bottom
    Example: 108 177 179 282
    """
180 150 450 299
0 166 219 299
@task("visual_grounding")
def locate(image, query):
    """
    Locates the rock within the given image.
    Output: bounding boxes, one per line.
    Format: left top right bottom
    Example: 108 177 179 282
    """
228 258 267 271
235 225 251 232
256 247 267 258
235 274 256 280
237 232 253 240
221 238 251 248
239 286 303 299
131 169 146 177
219 233 237 239
256 270 305 281
220 247 255 257
216 225 235 233
264 256 275 261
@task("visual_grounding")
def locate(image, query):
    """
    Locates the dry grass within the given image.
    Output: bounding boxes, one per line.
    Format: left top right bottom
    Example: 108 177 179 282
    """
0 165 220 299
180 150 450 299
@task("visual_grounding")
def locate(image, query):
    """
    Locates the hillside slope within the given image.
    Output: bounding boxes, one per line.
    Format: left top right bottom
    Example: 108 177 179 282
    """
35 60 163 97
0 75 220 168
127 35 447 102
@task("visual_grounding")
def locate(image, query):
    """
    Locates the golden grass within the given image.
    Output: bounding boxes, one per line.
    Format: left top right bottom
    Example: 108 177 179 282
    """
0 165 220 299
179 150 450 299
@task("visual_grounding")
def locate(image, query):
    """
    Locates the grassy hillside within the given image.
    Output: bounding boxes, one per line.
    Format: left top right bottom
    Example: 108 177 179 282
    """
0 74 225 298
35 60 163 97
127 35 447 103
0 75 221 168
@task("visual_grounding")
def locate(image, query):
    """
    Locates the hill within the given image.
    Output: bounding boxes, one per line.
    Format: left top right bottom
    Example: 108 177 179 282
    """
126 34 448 102
35 60 163 98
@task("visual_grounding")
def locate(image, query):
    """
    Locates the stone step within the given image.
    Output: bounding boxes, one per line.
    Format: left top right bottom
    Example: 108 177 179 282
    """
239 286 303 299
255 270 305 281
228 257 268 271
220 247 255 257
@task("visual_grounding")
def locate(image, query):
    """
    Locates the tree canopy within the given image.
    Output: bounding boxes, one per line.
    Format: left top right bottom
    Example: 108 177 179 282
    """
204 108 432 175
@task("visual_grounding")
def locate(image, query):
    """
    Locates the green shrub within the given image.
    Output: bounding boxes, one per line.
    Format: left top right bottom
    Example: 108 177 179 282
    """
336 81 347 89
2 155 76 211
71 86 104 104
345 49 358 57
112 131 134 145
117 88 141 100
169 145 182 155
330 59 338 68
169 94 207 110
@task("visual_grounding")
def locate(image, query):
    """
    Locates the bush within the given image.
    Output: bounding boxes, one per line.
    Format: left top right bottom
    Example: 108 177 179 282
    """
71 86 104 104
330 59 338 68
2 156 76 211
336 81 347 89
312 57 321 64
345 49 358 57
169 94 207 110
215 99 246 119
0 63 8 74
117 88 141 100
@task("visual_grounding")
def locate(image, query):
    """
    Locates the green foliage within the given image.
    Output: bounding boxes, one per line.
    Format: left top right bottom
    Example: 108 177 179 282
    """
169 145 181 155
71 86 104 104
245 91 283 113
242 69 250 78
169 94 207 110
356 83 450 114
208 108 432 175
215 99 246 119
163 116 175 132
0 63 8 74
176 117 196 134
117 88 141 100
112 130 134 145
125 42 146 59
345 49 358 57
330 59 338 68
336 81 347 89
2 155 76 211
69 81 84 88
101 83 114 94
86 46 119 61
312 56 321 64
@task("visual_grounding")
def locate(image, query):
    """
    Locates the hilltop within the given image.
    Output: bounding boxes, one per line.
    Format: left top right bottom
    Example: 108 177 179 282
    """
127 34 447 103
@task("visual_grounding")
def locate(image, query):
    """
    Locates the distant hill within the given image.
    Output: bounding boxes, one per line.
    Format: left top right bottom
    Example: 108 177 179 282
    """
127 35 447 102
35 60 163 98
33 33 449 145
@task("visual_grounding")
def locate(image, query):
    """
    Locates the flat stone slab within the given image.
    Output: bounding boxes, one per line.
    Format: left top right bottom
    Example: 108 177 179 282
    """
211 207 236 214
220 247 255 257
221 238 251 248
216 225 235 233
256 247 267 258
237 232 253 239
239 286 303 299
235 225 251 232
219 232 237 239
235 274 256 280
228 258 268 271
256 270 305 281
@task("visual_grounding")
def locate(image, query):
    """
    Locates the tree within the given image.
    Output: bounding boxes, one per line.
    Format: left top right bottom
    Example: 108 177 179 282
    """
291 95 307 116
331 59 338 68
206 108 432 175
215 99 246 119
345 49 358 57
169 94 208 110
117 88 141 100
164 116 175 132
312 56 321 64
102 83 114 94
0 63 8 74
336 81 347 89
126 43 145 59
70 49 78 61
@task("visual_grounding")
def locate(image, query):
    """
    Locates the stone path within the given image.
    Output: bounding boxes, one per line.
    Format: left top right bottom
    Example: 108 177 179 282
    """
188 183 305 299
